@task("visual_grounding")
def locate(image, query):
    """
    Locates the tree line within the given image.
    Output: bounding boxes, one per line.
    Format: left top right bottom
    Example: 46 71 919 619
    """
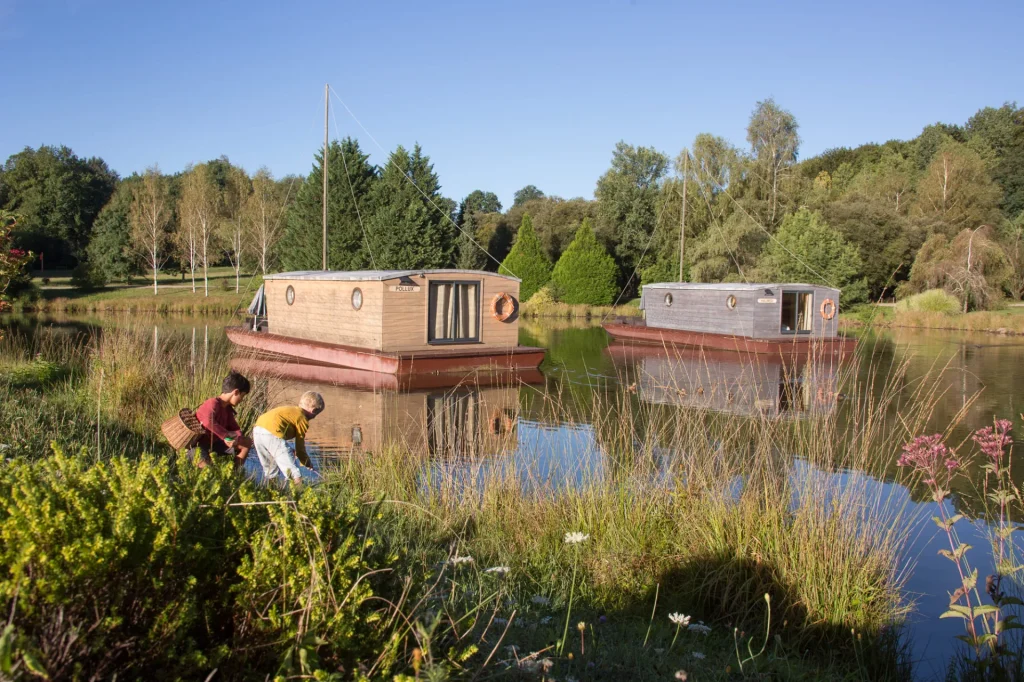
1 99 1022 308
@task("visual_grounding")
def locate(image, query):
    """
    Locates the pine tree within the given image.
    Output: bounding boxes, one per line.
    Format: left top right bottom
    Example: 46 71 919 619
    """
280 138 377 271
499 214 551 301
551 218 619 305
364 144 458 269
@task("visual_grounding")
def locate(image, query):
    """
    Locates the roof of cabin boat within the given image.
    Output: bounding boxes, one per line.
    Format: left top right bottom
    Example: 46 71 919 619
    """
643 282 838 292
263 269 520 282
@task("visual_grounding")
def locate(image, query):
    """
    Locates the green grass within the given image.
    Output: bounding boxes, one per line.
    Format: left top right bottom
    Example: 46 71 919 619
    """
0 326 934 679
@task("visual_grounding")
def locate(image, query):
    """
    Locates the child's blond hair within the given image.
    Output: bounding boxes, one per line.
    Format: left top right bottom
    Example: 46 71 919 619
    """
299 391 325 413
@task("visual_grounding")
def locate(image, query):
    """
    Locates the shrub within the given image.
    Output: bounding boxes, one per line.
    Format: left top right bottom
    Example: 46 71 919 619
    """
0 448 392 680
550 218 619 305
499 213 551 302
70 262 106 290
895 288 961 315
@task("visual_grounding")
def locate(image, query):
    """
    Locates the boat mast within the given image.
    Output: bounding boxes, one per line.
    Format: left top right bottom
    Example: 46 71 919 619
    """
322 83 329 271
679 148 688 282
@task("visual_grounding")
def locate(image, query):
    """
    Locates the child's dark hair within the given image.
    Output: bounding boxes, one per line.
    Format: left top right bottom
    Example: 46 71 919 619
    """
222 371 251 394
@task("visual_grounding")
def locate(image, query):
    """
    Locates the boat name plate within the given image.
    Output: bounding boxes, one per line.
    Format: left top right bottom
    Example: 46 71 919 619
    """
757 297 777 304
389 285 421 293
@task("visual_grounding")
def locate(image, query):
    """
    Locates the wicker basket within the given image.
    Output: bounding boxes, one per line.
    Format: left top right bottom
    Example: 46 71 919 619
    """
161 408 208 450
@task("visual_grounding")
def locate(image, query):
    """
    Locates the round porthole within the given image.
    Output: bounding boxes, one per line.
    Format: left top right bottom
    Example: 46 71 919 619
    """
664 292 673 307
285 285 295 306
352 287 363 310
726 295 737 309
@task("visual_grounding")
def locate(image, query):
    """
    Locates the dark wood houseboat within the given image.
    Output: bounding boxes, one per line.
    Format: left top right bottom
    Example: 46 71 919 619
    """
603 282 856 355
228 269 545 375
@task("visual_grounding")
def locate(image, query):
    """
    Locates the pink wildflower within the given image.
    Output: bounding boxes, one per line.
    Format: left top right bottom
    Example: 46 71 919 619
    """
898 434 957 479
972 420 1013 464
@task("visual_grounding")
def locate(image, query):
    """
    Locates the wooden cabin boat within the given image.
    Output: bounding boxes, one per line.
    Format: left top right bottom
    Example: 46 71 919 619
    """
603 283 856 355
228 269 545 374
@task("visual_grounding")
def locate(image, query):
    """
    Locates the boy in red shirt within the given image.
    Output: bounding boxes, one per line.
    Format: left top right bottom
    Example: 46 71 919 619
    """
194 371 252 471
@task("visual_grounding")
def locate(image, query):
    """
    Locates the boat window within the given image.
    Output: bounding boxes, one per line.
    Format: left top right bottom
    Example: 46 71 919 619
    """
780 291 813 333
726 295 737 309
428 281 481 343
664 293 673 307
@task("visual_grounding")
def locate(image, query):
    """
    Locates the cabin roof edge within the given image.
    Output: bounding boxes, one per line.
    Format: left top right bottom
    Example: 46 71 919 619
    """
264 269 521 283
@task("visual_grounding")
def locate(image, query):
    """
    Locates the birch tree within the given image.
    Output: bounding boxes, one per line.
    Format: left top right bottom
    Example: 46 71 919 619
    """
179 163 219 296
175 164 201 292
221 166 250 292
130 166 170 294
245 168 286 276
746 98 800 226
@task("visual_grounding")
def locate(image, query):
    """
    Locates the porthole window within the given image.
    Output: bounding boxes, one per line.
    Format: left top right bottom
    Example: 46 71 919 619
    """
352 287 363 310
285 285 295 306
726 295 737 309
664 293 673 307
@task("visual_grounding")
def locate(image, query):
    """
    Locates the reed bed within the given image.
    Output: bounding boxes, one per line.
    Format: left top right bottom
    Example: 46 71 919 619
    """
24 293 247 316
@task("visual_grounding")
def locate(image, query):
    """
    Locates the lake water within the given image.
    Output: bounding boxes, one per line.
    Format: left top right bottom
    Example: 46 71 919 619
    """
6 313 1024 678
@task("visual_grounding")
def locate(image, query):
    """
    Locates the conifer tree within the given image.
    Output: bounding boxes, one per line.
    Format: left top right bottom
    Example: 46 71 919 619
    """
364 144 458 269
280 138 377 271
551 218 619 305
499 213 551 301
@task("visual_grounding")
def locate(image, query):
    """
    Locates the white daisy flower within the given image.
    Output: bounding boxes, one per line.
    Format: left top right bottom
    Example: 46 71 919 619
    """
450 555 474 565
485 566 510 574
563 531 590 545
668 612 691 626
674 671 688 681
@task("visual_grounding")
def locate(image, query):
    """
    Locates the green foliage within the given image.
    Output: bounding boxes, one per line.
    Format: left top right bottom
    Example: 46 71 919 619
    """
87 179 138 283
757 208 869 303
512 184 545 207
550 218 619 305
456 189 501 226
595 142 669 292
280 138 377 271
0 447 390 680
823 194 915 297
894 289 961 315
911 140 1002 237
965 103 1024 217
364 144 458 269
506 196 598 262
0 145 118 266
499 213 551 301
0 210 33 316
902 227 1010 311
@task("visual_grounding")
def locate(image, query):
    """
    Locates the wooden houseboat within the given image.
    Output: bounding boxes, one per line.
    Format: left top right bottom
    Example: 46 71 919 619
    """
603 283 856 355
228 269 545 374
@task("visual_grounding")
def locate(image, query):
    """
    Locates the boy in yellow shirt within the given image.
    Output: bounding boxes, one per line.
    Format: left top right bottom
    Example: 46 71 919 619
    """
252 391 325 484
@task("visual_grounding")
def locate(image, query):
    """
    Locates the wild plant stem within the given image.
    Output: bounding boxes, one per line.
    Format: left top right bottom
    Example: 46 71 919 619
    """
558 554 578 656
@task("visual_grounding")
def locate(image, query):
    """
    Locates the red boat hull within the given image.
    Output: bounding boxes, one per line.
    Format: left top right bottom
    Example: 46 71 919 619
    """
601 322 856 356
226 327 546 375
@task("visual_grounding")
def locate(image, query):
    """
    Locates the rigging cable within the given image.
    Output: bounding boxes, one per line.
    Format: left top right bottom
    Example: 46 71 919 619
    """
328 86 513 276
328 94 377 269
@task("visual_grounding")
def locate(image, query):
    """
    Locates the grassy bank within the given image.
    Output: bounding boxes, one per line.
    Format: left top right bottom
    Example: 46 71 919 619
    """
0 327 930 680
841 304 1024 335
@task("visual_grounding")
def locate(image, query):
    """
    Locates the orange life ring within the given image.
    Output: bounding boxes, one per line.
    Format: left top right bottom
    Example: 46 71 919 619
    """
491 293 515 322
820 298 836 320
490 408 516 434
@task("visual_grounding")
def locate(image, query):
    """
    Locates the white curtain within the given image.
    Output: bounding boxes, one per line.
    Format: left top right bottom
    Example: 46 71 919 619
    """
431 282 479 341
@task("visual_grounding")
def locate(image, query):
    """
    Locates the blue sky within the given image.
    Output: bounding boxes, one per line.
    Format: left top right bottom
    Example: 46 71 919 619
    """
2 0 1021 208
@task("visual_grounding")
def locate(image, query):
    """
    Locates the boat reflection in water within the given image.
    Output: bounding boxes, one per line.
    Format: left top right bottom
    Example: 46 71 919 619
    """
231 357 539 462
606 342 845 417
